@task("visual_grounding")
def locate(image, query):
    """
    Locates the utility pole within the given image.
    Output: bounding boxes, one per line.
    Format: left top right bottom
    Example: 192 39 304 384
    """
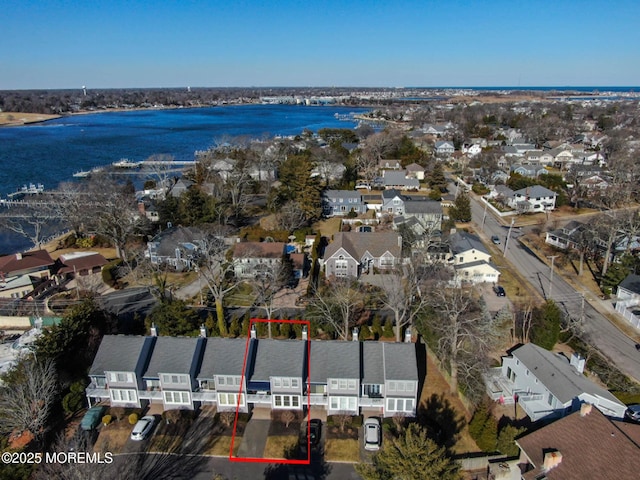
481 199 488 230
547 255 559 299
503 218 515 254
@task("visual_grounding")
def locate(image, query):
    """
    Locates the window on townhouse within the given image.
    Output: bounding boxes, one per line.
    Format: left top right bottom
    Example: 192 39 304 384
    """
108 372 133 383
217 376 241 387
161 374 189 385
363 384 382 397
110 388 137 403
164 391 191 405
331 379 356 390
274 394 300 408
329 396 357 411
218 392 245 407
386 398 414 413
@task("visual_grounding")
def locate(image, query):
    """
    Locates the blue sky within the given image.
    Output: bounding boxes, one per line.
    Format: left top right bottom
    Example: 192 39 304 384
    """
2 0 638 89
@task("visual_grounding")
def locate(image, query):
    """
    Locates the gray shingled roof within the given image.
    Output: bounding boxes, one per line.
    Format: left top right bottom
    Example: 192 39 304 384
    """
309 341 360 383
249 339 307 382
89 335 152 376
324 232 402 261
513 343 621 405
198 337 251 379
449 231 489 256
383 171 420 188
404 200 442 215
619 274 640 295
361 342 384 385
514 185 557 198
323 190 362 200
383 343 418 381
143 337 203 378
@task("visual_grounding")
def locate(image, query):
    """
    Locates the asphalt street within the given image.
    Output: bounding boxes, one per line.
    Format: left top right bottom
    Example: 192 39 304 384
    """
467 191 640 383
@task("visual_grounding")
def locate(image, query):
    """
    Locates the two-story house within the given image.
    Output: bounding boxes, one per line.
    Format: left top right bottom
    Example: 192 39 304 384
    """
511 185 557 212
232 242 286 279
434 141 455 157
323 232 403 278
381 171 420 190
449 231 500 284
142 336 205 410
146 226 205 271
87 335 156 408
321 190 367 217
196 337 249 412
381 189 407 216
0 250 55 299
545 221 586 250
485 343 626 421
86 331 420 418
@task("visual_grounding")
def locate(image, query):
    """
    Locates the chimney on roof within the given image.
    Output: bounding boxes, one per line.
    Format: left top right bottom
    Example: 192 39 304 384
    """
150 323 158 336
250 324 257 339
404 327 412 343
15 253 22 260
352 327 359 342
570 352 585 374
398 235 402 248
450 228 456 235
580 403 592 417
542 450 562 472
302 325 308 341
199 324 207 338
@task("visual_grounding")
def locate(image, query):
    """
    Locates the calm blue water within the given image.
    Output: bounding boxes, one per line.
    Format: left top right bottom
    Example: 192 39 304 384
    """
0 104 367 253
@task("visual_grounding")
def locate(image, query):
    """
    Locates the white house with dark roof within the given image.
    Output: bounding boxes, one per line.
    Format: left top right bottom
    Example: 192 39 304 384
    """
146 226 205 271
511 185 557 212
434 141 455 156
485 343 626 421
449 231 500 284
614 274 640 330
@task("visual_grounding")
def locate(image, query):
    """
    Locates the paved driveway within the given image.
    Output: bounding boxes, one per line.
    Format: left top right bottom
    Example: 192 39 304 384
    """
236 418 271 459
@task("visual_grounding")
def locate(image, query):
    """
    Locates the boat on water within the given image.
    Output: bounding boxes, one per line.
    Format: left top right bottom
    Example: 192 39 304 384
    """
6 183 45 197
112 158 141 168
73 166 104 178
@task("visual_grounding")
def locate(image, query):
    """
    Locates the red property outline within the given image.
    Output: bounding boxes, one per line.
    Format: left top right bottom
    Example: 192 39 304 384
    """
229 318 312 464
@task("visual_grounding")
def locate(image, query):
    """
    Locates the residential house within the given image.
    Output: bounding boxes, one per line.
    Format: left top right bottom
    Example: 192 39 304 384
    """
323 231 403 278
516 404 640 480
550 148 575 170
0 250 55 299
545 221 586 250
404 163 425 180
381 189 407 216
512 185 557 212
247 337 307 411
378 159 402 170
147 226 205 271
232 241 286 279
434 141 455 157
169 178 195 198
87 333 419 418
57 252 108 279
422 124 449 136
511 164 549 178
449 231 500 284
142 336 206 410
308 340 361 415
485 343 627 421
321 190 367 217
196 337 249 412
394 200 443 239
614 273 640 330
381 171 420 190
86 335 156 408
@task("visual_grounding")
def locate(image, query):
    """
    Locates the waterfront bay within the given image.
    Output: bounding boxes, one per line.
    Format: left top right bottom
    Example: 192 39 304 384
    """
0 104 367 253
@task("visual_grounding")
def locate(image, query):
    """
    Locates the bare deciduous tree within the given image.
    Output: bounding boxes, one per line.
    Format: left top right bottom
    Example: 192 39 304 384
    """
307 278 364 341
0 357 58 439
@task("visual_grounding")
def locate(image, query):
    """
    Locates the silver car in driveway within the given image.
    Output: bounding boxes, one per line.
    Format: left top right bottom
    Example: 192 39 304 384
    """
130 415 156 441
625 404 640 423
363 417 381 451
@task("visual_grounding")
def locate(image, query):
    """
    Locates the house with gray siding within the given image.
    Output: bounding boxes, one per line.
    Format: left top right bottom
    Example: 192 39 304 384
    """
322 190 367 217
485 343 626 421
323 231 403 278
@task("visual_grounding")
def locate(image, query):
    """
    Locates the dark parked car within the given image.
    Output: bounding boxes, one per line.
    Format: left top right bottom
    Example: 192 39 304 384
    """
625 404 640 423
300 419 322 453
80 406 106 431
493 285 506 297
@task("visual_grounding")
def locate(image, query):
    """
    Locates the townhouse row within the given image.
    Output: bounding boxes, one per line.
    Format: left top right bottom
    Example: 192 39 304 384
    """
86 328 419 418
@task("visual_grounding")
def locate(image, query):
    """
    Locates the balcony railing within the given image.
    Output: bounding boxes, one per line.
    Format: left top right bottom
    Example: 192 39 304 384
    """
246 393 272 405
192 391 217 402
359 397 384 407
